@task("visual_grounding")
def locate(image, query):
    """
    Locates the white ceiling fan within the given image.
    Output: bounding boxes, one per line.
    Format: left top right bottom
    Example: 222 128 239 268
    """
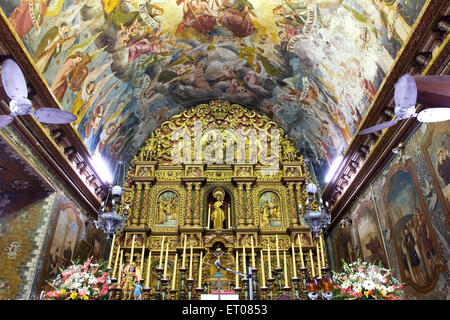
358 74 450 135
0 58 76 128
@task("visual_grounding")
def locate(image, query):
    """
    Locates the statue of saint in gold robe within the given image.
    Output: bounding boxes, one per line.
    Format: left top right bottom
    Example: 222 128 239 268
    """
212 200 225 229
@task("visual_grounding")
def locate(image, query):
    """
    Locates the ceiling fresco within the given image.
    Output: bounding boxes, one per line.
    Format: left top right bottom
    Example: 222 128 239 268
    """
0 0 427 185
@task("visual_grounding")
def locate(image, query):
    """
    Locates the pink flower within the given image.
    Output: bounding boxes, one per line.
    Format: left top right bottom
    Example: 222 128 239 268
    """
357 267 364 273
96 277 106 284
78 289 87 296
99 288 108 295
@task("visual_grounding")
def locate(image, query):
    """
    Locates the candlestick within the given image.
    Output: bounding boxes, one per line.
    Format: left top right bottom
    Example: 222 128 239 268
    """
130 234 136 264
145 250 152 287
235 251 239 287
316 242 322 278
260 250 266 287
291 242 297 278
107 234 116 268
297 235 304 268
320 233 325 267
117 250 124 284
198 251 203 288
182 235 187 267
276 235 280 268
140 244 145 276
163 243 169 279
283 251 288 287
189 244 193 279
251 236 255 268
309 249 315 277
242 245 246 274
172 253 178 290
228 205 231 229
159 235 165 268
267 243 272 279
112 245 120 279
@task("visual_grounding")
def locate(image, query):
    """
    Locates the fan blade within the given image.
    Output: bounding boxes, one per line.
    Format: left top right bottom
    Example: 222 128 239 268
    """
357 119 400 135
394 74 417 108
0 114 14 128
1 59 28 100
33 108 77 124
417 107 450 123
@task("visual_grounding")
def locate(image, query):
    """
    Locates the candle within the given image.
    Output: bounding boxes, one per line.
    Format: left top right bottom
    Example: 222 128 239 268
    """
260 250 266 287
145 250 152 287
140 244 145 276
251 236 255 268
291 242 297 278
297 235 304 268
208 204 211 229
283 251 288 287
172 253 178 290
320 234 326 267
198 251 203 287
159 236 165 268
276 235 280 268
107 234 116 268
182 235 187 268
112 245 120 278
267 243 272 278
309 250 315 277
189 244 193 279
130 234 136 264
163 243 169 279
235 251 239 287
243 245 246 274
316 242 322 278
118 250 124 283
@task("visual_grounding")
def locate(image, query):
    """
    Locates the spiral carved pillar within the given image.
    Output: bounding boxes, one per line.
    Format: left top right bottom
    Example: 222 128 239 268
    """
237 183 245 226
193 182 201 226
288 183 297 225
139 182 151 226
295 182 303 222
132 182 143 226
185 182 193 226
245 182 254 226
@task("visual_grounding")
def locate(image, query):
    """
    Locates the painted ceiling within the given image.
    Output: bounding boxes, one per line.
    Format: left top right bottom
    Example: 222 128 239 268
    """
0 0 427 185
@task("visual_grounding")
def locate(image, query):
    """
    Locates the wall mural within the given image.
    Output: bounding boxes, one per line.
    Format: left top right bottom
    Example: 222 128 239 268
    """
0 0 427 184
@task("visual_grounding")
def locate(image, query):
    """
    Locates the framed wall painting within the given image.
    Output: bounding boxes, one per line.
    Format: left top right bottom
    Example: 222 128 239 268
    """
353 199 389 268
382 160 445 293
421 122 450 224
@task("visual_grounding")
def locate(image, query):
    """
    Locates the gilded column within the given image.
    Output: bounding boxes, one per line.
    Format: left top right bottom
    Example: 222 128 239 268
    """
193 183 201 226
288 183 297 225
132 183 143 226
185 183 193 226
245 182 254 226
139 183 151 226
295 183 303 220
238 183 245 226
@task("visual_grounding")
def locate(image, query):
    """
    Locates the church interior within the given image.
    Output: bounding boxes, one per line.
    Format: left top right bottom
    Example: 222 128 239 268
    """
0 0 449 301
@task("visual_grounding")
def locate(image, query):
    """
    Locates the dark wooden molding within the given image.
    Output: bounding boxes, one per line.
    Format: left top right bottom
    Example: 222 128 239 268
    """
323 0 450 230
0 10 108 216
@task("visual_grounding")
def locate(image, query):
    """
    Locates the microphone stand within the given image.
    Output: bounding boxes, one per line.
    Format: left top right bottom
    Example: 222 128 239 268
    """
215 260 253 300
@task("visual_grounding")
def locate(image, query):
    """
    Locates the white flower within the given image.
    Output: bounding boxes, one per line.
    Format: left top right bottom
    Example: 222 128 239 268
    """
362 280 375 291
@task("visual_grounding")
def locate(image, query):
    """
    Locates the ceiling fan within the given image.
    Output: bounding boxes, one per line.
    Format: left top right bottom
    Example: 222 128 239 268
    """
358 74 450 135
0 58 76 128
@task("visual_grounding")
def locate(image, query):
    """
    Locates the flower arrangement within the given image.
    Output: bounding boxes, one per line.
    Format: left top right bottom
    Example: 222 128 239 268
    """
332 259 403 300
42 257 116 300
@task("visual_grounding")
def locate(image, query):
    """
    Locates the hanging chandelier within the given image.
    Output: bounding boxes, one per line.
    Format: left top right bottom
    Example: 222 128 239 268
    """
94 161 129 239
301 183 331 239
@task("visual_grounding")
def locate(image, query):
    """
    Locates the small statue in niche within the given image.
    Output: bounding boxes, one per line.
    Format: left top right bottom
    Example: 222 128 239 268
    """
281 139 298 162
211 189 225 230
143 132 158 161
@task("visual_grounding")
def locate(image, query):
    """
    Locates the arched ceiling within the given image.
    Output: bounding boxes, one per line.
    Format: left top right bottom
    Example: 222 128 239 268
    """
0 0 427 185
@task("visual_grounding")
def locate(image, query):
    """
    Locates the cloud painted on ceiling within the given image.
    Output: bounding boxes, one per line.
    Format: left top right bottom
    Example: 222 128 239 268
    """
1 0 426 184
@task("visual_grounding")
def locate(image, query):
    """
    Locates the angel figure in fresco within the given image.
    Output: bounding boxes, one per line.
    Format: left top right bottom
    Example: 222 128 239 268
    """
372 0 412 45
49 53 83 102
176 0 217 36
8 0 51 40
33 22 76 73
218 0 256 38
272 0 308 29
121 262 142 300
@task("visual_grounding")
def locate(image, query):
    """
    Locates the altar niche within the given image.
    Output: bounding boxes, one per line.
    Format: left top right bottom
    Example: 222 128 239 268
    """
205 188 233 230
